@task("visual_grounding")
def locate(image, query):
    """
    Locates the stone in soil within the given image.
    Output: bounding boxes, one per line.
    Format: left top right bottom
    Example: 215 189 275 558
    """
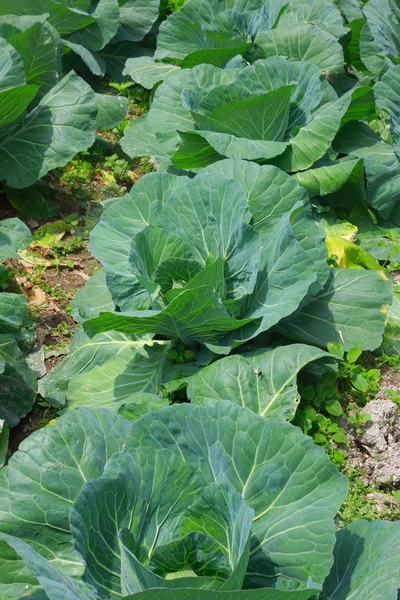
346 366 400 488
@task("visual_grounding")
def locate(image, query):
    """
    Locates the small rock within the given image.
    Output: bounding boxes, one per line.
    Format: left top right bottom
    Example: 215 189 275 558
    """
373 447 400 486
358 399 400 456
366 491 387 513
27 220 39 229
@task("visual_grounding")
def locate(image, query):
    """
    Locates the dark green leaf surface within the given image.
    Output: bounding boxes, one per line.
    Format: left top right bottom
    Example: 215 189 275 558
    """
39 327 159 407
320 519 400 600
187 344 332 421
113 0 160 43
334 121 400 224
83 285 255 351
0 409 130 597
280 268 392 350
0 71 96 188
95 93 128 130
128 402 347 590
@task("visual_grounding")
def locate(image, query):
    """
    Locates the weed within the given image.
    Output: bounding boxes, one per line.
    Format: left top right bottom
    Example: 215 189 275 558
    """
51 322 72 339
50 237 86 257
387 389 400 408
377 352 400 369
338 466 400 526
103 154 130 182
347 408 372 434
328 342 381 401
167 344 196 365
160 0 187 14
108 81 135 95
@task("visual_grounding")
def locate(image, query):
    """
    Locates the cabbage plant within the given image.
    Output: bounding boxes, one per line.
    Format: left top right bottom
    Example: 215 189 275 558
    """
84 161 391 352
122 51 400 224
0 219 37 434
124 0 348 89
0 403 399 599
121 57 367 175
0 0 160 80
0 16 128 189
35 160 391 414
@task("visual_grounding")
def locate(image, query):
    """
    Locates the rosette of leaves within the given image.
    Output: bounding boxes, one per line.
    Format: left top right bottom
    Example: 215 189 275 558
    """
123 0 349 89
122 53 400 224
81 160 390 352
0 16 128 189
121 57 369 174
0 219 37 437
0 403 400 599
0 0 160 81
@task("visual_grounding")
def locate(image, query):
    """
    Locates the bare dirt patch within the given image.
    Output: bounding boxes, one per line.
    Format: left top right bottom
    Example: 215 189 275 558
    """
345 366 400 491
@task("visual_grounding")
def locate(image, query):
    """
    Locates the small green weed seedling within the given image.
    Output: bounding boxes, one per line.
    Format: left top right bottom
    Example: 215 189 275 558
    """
347 409 372 434
328 342 380 400
167 344 196 365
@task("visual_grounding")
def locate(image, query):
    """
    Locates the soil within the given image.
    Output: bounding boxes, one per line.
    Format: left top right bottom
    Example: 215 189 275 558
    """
344 366 400 491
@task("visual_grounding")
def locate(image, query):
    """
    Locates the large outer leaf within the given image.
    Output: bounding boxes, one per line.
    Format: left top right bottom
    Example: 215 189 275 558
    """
334 121 400 224
71 269 114 323
0 1 96 36
174 131 288 165
0 295 25 333
256 25 344 73
0 533 97 600
187 344 332 421
66 343 168 411
0 420 8 469
272 92 352 173
0 334 37 427
382 286 400 355
8 21 62 97
94 93 128 130
277 0 347 39
121 64 241 161
0 71 96 188
67 0 120 51
294 158 366 201
280 268 392 351
0 218 31 261
350 207 400 264
0 85 39 128
90 172 185 310
123 56 181 89
125 590 317 600
0 37 26 91
360 0 400 75
113 0 160 43
97 42 152 82
63 39 106 77
320 519 400 600
127 402 347 590
0 409 130 598
83 285 255 351
38 327 158 407
374 64 400 155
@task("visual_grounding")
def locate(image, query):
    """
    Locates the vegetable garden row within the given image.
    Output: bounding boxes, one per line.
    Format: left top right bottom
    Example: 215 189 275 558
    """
0 0 400 598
